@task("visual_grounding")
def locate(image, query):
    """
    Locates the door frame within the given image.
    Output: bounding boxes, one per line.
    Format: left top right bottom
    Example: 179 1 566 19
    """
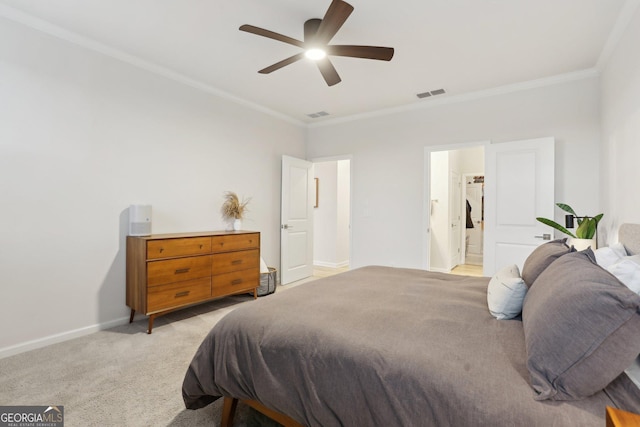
423 141 490 271
310 154 353 270
461 172 484 265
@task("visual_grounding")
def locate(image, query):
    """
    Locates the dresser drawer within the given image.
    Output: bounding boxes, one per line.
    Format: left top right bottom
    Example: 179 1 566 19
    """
147 237 211 260
211 233 259 253
147 277 211 312
147 255 212 287
212 249 259 275
212 269 259 297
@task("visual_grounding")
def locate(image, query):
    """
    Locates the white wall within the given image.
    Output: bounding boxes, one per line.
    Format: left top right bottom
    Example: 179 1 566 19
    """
600 5 640 244
0 17 306 355
313 160 350 267
308 76 602 269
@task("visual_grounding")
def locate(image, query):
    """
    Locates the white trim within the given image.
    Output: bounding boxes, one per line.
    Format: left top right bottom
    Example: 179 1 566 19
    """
596 0 640 71
0 4 305 128
314 260 350 268
0 316 130 359
309 69 599 128
310 154 354 163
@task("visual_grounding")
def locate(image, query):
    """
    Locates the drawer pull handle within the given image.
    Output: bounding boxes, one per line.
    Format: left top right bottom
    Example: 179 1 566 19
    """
175 291 190 298
175 268 190 274
231 279 243 286
159 248 164 253
199 244 203 249
231 260 243 265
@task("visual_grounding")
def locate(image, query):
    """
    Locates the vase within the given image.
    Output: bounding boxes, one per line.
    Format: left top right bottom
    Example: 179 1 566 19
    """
569 237 596 251
233 219 242 231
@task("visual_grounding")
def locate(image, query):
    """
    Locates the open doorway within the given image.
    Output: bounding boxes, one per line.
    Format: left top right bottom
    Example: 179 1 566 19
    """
463 174 484 266
427 144 485 276
312 158 351 276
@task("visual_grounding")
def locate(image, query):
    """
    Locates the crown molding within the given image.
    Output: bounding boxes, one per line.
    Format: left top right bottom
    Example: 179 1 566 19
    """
0 4 306 127
1 2 626 130
596 0 640 71
308 68 600 128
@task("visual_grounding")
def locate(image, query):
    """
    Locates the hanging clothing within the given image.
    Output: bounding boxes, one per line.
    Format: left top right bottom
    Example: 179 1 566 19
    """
466 200 474 229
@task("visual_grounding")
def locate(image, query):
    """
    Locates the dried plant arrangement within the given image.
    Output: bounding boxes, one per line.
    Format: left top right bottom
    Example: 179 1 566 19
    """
221 191 250 220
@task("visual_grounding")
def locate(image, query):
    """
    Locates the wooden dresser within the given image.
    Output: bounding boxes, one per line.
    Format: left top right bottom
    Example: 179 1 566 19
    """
606 407 640 427
127 230 260 333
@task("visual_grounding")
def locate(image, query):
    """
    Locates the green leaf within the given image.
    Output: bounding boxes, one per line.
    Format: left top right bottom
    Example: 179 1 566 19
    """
576 218 597 239
556 203 577 216
536 217 576 238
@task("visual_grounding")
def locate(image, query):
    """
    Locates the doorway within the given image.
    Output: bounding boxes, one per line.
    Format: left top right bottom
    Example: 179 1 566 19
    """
426 144 486 275
425 137 555 277
312 158 351 273
463 174 484 266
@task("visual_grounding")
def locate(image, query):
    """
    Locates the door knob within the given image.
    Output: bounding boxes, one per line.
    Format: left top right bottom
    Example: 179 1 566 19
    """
534 233 551 240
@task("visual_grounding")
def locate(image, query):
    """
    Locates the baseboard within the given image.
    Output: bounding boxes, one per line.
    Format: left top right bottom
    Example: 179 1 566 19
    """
465 253 484 265
0 316 130 359
313 260 349 268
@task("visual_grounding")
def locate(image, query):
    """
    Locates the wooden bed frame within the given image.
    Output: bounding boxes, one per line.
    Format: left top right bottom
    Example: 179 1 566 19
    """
222 397 304 427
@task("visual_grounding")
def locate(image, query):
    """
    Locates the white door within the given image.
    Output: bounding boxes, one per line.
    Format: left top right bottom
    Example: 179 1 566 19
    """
483 137 555 276
281 155 314 284
449 171 461 269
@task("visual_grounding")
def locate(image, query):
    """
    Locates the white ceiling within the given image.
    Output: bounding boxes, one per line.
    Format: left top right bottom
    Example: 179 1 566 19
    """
0 0 634 124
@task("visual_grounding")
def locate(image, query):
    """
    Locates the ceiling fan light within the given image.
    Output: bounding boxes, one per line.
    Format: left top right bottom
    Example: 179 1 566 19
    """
305 48 326 60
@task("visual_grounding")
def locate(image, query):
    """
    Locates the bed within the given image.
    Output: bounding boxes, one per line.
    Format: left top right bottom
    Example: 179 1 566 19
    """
182 223 640 426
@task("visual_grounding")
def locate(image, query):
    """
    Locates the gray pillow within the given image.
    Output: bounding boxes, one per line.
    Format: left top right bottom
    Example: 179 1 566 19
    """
521 238 572 287
522 248 640 401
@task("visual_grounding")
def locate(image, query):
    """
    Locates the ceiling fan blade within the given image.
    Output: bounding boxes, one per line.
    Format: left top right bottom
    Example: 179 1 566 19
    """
316 58 342 86
258 53 305 74
314 0 354 45
239 24 305 48
327 45 394 61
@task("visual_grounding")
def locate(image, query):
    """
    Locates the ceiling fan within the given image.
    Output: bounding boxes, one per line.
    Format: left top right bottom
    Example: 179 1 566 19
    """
239 0 394 87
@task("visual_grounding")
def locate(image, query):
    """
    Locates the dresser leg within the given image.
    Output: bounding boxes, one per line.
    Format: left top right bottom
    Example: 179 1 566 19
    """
147 315 155 334
129 309 135 323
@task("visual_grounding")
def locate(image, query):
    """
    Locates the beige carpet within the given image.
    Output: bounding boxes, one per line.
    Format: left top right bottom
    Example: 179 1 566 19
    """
0 277 318 427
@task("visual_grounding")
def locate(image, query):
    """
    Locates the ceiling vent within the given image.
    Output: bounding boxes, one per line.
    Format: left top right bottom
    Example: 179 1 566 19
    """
417 88 446 99
307 111 330 119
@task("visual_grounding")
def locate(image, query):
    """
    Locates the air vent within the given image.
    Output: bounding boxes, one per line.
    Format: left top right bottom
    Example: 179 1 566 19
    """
307 111 330 118
416 88 446 99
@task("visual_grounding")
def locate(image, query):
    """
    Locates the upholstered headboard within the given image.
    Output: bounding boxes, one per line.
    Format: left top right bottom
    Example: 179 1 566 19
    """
619 223 640 256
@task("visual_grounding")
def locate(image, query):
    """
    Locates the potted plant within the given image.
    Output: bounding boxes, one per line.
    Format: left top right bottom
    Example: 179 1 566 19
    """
536 203 603 250
221 191 250 231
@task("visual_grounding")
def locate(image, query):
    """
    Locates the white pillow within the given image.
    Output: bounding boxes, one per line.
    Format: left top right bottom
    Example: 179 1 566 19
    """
487 264 528 320
607 254 640 294
594 242 627 268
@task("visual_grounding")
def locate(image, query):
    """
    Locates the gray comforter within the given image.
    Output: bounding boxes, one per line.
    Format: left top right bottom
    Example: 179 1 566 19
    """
182 266 640 426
